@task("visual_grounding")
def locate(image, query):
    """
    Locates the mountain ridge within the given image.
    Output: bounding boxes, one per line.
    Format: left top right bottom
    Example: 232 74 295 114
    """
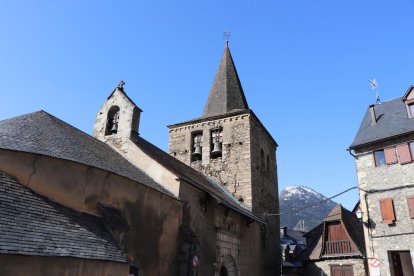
279 185 337 232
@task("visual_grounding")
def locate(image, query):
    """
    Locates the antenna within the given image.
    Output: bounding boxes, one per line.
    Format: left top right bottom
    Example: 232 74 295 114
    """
367 78 381 104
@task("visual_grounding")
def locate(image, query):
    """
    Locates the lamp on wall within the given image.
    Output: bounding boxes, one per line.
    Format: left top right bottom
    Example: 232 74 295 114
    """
356 209 363 220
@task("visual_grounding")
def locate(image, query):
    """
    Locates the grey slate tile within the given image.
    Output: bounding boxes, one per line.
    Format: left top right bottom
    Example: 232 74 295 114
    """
0 172 128 263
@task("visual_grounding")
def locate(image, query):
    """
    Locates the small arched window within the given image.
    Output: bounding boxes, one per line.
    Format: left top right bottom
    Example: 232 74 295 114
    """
260 149 265 171
266 154 270 175
105 106 120 135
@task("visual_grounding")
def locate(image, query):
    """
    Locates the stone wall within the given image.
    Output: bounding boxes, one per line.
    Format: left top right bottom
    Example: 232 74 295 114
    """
304 258 367 276
0 149 182 276
354 133 414 276
93 87 140 142
178 181 265 275
168 113 253 208
168 112 280 275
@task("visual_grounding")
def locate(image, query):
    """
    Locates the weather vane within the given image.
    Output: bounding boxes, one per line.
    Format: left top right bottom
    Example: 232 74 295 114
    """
223 31 230 46
367 78 381 104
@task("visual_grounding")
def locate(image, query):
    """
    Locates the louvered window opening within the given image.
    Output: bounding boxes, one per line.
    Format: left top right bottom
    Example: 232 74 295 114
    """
380 198 396 224
407 196 414 219
323 222 355 256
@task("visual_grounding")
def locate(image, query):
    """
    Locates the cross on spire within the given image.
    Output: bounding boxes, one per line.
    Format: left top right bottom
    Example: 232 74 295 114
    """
223 31 230 47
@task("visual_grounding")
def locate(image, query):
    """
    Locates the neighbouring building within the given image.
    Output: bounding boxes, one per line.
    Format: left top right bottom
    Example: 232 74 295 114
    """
0 42 280 275
349 85 414 276
300 204 367 276
280 227 306 276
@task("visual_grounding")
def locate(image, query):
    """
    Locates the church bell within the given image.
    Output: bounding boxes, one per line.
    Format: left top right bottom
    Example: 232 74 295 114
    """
211 140 222 155
110 122 118 134
193 145 202 159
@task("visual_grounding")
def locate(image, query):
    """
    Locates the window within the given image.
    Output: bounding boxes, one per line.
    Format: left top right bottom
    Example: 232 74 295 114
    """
407 196 414 219
397 143 412 164
266 154 270 175
409 103 414 118
191 132 203 161
374 150 386 167
380 198 396 224
260 149 265 171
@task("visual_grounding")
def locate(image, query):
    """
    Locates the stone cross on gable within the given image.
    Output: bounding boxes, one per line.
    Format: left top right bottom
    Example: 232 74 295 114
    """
118 80 125 90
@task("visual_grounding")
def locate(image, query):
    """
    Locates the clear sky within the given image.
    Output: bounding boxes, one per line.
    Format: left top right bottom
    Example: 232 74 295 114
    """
1 1 413 210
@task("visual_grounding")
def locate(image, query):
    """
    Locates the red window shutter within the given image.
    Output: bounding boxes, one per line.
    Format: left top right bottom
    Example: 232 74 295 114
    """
380 198 396 224
384 147 398 164
407 197 414 219
397 143 412 164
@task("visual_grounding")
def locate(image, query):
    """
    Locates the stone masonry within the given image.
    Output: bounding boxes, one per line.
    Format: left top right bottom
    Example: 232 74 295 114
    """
354 133 414 276
168 111 278 217
305 258 367 276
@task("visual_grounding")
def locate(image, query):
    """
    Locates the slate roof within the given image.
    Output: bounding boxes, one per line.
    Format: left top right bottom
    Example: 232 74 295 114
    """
131 134 264 223
202 44 249 118
299 204 365 261
0 111 173 197
0 171 128 262
350 97 414 149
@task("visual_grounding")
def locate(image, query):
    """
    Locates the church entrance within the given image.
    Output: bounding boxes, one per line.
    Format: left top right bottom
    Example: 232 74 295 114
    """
220 265 228 276
219 255 237 276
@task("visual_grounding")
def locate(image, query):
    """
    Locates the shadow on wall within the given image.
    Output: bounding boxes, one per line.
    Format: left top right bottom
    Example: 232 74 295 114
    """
303 262 328 276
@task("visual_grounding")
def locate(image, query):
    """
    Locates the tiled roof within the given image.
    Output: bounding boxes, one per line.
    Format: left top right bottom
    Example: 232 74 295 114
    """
0 172 128 262
0 111 173 197
350 97 414 149
132 134 264 223
202 44 249 118
299 204 365 261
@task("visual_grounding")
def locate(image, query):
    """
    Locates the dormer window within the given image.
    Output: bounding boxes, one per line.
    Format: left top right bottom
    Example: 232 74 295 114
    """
211 128 223 159
408 103 414 118
402 85 414 118
105 106 120 135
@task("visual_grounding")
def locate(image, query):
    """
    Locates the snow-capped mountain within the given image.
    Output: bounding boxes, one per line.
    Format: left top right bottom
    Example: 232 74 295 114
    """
279 185 337 232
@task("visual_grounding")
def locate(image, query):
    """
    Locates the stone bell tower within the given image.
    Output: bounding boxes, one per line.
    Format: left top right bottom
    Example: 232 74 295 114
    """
93 80 142 151
167 42 279 218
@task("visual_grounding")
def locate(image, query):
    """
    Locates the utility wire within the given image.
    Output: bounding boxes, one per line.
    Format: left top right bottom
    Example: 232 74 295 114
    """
265 186 358 217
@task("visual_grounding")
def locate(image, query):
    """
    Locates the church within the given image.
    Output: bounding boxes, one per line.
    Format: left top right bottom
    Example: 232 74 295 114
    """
0 43 280 275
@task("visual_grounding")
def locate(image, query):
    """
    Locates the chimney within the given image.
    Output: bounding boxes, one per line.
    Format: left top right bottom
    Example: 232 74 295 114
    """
370 104 377 125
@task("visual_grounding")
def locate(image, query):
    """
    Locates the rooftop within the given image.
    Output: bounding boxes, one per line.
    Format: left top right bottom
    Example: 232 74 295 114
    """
350 95 414 149
0 111 173 197
0 171 128 262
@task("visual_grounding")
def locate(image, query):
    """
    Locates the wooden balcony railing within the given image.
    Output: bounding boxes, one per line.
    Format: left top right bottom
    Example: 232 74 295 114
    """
323 240 353 255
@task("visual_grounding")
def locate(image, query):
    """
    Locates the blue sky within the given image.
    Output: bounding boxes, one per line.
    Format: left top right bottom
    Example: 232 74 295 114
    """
1 1 414 210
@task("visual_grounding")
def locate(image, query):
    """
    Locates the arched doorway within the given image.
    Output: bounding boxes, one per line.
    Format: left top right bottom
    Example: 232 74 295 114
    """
220 255 237 276
220 265 228 276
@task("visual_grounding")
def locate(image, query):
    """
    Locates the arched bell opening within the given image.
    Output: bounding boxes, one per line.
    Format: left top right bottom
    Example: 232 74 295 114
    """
105 106 120 135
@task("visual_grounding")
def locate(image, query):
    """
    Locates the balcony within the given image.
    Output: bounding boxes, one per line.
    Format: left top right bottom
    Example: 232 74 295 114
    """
323 240 354 256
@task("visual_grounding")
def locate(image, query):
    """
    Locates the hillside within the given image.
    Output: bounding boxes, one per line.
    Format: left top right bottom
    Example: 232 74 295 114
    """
279 185 337 231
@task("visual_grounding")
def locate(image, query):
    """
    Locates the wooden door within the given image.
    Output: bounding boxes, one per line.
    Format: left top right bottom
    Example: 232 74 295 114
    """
331 265 354 276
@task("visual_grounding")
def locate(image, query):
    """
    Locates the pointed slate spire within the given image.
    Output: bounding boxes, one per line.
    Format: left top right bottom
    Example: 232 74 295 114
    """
202 43 249 118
